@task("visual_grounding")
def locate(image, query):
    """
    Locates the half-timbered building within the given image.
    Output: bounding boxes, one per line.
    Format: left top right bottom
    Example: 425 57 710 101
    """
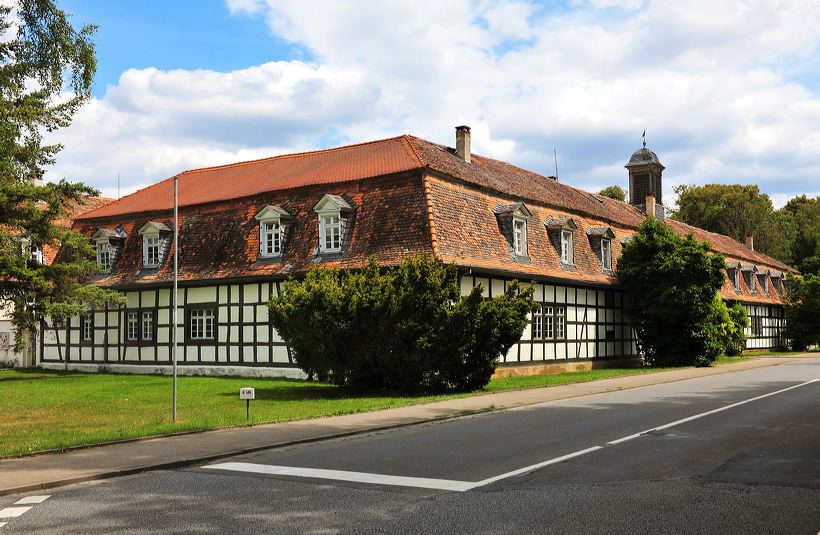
39 127 795 376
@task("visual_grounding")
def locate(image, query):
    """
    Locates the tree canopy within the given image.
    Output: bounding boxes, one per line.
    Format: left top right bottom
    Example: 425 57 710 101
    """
268 256 535 393
672 184 820 274
617 217 747 366
597 185 626 202
0 0 123 347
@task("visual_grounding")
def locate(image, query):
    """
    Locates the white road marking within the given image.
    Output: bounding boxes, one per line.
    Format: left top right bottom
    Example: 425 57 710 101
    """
0 522 6 527
207 462 476 491
207 378 819 492
14 496 50 505
0 506 32 519
470 446 603 488
606 378 819 445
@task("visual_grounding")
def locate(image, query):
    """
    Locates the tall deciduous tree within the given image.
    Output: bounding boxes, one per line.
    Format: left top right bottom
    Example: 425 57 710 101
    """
0 0 123 348
617 217 743 367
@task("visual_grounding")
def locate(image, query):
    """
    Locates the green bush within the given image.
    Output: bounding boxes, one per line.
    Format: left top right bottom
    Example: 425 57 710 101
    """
785 273 820 351
268 256 535 392
617 217 730 367
723 301 749 356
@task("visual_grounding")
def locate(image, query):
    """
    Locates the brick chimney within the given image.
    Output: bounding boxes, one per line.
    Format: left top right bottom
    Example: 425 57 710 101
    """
455 125 471 163
645 193 656 218
745 234 754 251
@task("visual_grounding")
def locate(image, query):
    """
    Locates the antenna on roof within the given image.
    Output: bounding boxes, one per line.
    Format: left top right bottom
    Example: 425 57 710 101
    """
642 129 647 149
553 147 559 182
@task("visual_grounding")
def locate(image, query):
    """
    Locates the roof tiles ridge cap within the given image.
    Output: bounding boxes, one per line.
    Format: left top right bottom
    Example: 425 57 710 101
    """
402 135 427 167
181 135 413 176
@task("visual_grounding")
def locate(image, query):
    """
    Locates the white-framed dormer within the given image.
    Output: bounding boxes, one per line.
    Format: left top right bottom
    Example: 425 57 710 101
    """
545 215 577 267
313 194 354 255
586 226 615 272
254 205 292 258
91 228 118 272
138 221 170 269
495 203 532 260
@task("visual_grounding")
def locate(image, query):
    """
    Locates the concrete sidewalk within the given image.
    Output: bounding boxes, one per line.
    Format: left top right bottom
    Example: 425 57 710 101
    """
0 356 812 496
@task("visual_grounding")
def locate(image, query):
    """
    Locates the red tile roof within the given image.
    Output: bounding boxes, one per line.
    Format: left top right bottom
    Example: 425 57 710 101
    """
76 136 424 219
70 133 795 307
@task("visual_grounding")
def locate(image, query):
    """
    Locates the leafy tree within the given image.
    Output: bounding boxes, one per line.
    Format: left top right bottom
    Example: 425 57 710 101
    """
617 217 730 367
672 183 774 247
268 256 535 393
0 0 123 348
598 185 626 202
787 197 820 275
785 274 820 351
722 300 749 356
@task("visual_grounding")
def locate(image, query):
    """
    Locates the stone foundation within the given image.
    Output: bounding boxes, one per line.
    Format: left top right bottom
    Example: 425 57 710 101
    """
492 357 643 378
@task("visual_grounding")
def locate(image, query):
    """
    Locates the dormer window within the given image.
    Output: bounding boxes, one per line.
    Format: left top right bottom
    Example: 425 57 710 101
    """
495 203 531 261
96 241 111 271
734 269 741 291
561 230 573 264
91 227 124 273
313 194 354 255
601 238 612 269
513 219 526 256
758 269 770 295
726 262 742 293
138 221 170 269
586 226 615 272
322 214 341 252
545 216 577 268
254 205 292 259
740 265 756 295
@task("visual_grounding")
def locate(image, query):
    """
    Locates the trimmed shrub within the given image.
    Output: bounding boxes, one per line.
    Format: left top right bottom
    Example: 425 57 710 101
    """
617 217 730 367
785 273 820 351
268 256 535 392
723 300 749 356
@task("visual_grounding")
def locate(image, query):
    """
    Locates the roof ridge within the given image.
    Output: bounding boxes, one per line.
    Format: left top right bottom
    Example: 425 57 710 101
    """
181 135 412 176
402 134 427 167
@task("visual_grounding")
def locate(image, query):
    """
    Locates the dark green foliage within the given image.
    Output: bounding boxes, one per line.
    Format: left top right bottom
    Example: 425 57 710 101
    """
597 185 626 202
785 274 820 351
617 217 730 367
0 1 123 348
268 256 535 393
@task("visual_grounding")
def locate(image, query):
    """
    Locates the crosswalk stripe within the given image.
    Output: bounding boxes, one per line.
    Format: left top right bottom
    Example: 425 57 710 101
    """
0 506 32 519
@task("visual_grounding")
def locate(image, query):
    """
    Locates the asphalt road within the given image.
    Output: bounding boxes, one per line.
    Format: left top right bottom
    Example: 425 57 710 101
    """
3 358 820 534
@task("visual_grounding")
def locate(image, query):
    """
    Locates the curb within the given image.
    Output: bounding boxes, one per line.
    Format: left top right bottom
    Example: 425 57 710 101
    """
0 356 808 497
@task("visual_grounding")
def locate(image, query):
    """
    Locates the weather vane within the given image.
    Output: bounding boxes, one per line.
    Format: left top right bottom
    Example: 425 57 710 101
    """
642 129 646 149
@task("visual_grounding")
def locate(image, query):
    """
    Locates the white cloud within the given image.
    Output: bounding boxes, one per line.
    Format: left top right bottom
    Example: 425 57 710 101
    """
44 0 820 206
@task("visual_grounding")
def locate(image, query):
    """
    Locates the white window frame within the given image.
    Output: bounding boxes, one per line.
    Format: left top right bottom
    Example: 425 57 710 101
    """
555 307 566 339
82 314 93 341
141 311 153 341
96 240 111 271
532 305 543 339
319 212 342 253
761 275 769 295
259 220 282 257
189 308 215 340
560 230 574 264
513 218 527 256
733 269 741 291
143 234 160 268
600 238 612 270
544 306 554 339
126 311 139 341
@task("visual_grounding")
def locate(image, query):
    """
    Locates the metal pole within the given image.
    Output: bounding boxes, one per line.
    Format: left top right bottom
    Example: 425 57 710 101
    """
172 175 179 422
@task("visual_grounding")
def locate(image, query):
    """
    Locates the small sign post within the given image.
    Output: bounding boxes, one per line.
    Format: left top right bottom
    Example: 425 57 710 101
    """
240 387 255 419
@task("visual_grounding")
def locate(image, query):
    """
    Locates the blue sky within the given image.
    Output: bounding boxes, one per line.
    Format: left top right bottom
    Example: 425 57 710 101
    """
46 1 820 207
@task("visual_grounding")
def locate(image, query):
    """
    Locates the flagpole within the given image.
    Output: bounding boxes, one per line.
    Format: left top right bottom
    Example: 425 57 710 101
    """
172 175 179 422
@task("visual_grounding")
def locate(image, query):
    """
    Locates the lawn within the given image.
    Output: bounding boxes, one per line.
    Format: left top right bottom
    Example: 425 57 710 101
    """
0 366 678 457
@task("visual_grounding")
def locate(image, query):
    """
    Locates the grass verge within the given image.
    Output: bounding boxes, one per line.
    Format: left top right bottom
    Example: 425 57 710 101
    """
0 366 676 457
